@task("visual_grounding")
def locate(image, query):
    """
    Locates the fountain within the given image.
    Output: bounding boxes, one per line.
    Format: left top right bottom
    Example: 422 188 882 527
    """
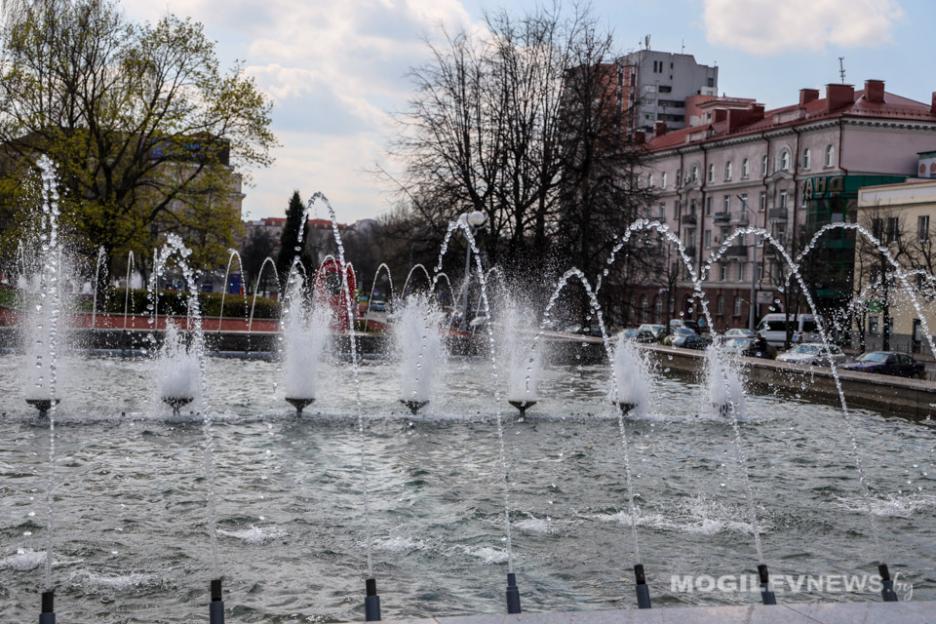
281 273 331 416
156 322 199 419
394 294 446 416
501 299 543 420
3 186 934 622
610 333 651 418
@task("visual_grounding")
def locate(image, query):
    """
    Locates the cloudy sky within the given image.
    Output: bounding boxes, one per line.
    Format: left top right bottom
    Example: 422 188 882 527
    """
120 0 934 223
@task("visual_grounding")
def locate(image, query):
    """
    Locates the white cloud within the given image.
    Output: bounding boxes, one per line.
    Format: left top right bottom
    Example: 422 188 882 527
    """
703 0 904 55
120 0 476 221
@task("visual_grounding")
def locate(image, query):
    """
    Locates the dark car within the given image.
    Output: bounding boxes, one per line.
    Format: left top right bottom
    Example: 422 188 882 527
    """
666 326 707 350
841 351 926 379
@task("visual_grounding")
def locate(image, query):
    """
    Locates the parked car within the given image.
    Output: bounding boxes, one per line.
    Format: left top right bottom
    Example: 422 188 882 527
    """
725 328 755 339
841 352 926 378
368 299 386 313
756 313 820 347
665 326 707 350
776 343 846 367
670 318 703 335
618 327 640 341
636 323 666 343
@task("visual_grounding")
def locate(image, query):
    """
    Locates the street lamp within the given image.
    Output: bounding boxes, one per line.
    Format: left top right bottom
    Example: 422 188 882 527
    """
737 194 759 332
461 210 486 330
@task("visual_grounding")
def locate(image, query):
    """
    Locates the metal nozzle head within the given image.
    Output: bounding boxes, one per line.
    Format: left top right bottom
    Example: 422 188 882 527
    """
211 578 223 602
634 564 647 584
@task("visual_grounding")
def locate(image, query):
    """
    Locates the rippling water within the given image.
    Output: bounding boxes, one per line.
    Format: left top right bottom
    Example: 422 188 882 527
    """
1 353 934 622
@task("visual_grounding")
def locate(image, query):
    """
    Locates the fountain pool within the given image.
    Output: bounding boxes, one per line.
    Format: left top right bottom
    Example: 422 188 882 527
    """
0 353 933 622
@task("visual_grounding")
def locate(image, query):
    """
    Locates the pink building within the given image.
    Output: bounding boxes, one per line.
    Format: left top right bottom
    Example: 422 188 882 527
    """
636 80 936 331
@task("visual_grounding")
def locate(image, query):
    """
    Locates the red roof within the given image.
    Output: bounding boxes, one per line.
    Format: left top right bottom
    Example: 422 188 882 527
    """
646 88 936 152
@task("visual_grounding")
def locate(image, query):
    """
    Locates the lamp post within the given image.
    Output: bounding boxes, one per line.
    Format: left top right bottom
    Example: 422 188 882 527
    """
737 194 758 332
461 210 486 330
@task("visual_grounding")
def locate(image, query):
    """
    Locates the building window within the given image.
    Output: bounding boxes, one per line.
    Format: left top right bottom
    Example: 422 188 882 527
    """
676 169 681 185
723 194 731 212
886 217 899 243
704 229 712 248
738 192 749 212
918 215 930 241
736 263 744 281
759 191 767 211
761 154 768 175
707 163 714 183
658 203 666 220
661 172 667 188
825 144 834 167
741 158 750 179
705 196 713 215
725 161 733 181
719 263 727 281
673 201 680 219
691 164 699 182
802 148 811 170
872 217 884 240
733 295 742 316
646 173 653 187
717 295 725 314
779 190 788 209
779 149 791 171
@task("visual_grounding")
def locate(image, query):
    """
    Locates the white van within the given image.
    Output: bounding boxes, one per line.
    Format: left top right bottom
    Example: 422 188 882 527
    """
756 313 820 347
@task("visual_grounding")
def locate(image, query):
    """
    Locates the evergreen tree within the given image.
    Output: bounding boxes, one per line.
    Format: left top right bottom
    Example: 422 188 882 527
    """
275 191 309 287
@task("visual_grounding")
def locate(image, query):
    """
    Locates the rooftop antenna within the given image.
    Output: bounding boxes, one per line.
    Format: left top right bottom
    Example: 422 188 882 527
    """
681 38 685 53
838 57 846 84
644 34 650 50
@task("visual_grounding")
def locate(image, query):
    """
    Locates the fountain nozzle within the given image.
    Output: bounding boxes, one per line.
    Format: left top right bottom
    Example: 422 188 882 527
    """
162 396 193 418
365 577 382 621
616 401 637 416
39 589 55 624
26 398 60 419
758 564 777 605
879 563 899 602
285 397 315 416
634 564 651 609
505 572 522 614
209 578 225 624
400 399 428 416
508 400 536 419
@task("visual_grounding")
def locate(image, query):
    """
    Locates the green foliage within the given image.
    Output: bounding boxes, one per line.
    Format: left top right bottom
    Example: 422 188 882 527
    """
0 0 276 273
275 190 308 287
72 289 280 319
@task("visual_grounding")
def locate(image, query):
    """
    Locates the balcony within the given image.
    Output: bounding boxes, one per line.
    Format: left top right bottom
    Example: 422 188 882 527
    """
725 244 748 258
768 208 787 220
713 212 731 223
734 215 750 227
681 213 697 225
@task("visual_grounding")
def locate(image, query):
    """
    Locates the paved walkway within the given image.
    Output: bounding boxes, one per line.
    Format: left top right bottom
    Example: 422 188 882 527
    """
392 601 935 624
